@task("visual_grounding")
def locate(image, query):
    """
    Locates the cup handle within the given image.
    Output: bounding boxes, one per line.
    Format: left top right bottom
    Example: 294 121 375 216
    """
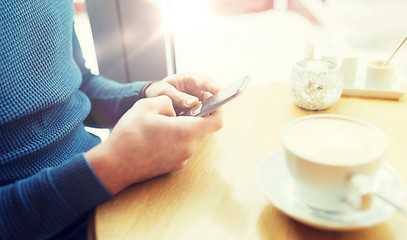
345 174 373 210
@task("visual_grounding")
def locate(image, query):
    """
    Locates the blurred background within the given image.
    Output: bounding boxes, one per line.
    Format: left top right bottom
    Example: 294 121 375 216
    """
73 0 407 86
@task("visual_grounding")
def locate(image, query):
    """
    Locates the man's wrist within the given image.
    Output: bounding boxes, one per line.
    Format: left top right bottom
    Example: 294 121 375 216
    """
85 143 125 195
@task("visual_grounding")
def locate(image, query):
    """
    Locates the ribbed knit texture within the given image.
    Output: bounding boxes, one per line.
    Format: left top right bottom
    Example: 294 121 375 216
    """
0 1 151 239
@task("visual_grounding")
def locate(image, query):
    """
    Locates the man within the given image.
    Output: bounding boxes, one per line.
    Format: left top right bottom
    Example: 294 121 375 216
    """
0 1 223 239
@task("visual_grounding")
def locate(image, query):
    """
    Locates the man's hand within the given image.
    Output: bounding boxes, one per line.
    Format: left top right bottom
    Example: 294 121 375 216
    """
85 95 223 194
144 73 222 115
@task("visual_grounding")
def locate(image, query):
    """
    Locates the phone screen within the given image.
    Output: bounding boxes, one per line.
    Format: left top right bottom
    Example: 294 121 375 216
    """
184 75 251 117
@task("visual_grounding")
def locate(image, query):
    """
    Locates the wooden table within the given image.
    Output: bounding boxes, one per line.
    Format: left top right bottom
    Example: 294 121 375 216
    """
94 81 407 240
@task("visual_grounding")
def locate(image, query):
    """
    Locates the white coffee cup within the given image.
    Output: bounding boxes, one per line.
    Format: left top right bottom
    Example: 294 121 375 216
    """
365 61 395 89
281 114 388 212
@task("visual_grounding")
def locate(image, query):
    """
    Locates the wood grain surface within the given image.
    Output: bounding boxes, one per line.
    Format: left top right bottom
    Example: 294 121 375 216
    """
94 81 407 240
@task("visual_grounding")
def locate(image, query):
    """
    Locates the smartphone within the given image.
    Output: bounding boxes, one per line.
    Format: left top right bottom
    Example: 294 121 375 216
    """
183 75 251 117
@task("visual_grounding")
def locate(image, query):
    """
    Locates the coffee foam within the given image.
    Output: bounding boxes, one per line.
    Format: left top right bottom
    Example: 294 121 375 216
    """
283 117 387 165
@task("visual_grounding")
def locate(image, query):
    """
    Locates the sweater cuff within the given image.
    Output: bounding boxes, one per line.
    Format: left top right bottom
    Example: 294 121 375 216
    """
49 154 113 215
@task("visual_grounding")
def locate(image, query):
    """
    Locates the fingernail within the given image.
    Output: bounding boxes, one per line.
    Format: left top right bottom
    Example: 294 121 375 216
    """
191 108 201 115
190 103 202 115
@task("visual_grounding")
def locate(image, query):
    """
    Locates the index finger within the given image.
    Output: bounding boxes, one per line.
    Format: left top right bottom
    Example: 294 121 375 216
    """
169 73 223 96
186 73 222 94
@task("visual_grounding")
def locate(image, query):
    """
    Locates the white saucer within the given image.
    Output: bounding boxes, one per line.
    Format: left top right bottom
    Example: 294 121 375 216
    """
257 148 407 231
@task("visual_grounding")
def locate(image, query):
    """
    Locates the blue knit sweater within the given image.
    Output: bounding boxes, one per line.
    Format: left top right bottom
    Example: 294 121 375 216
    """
0 1 150 239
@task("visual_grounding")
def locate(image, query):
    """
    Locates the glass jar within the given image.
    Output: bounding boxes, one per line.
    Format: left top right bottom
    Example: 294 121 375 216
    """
289 59 343 111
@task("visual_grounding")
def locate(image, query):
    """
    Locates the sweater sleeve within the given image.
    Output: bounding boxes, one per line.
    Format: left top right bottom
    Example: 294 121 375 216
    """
72 29 152 128
0 154 113 240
